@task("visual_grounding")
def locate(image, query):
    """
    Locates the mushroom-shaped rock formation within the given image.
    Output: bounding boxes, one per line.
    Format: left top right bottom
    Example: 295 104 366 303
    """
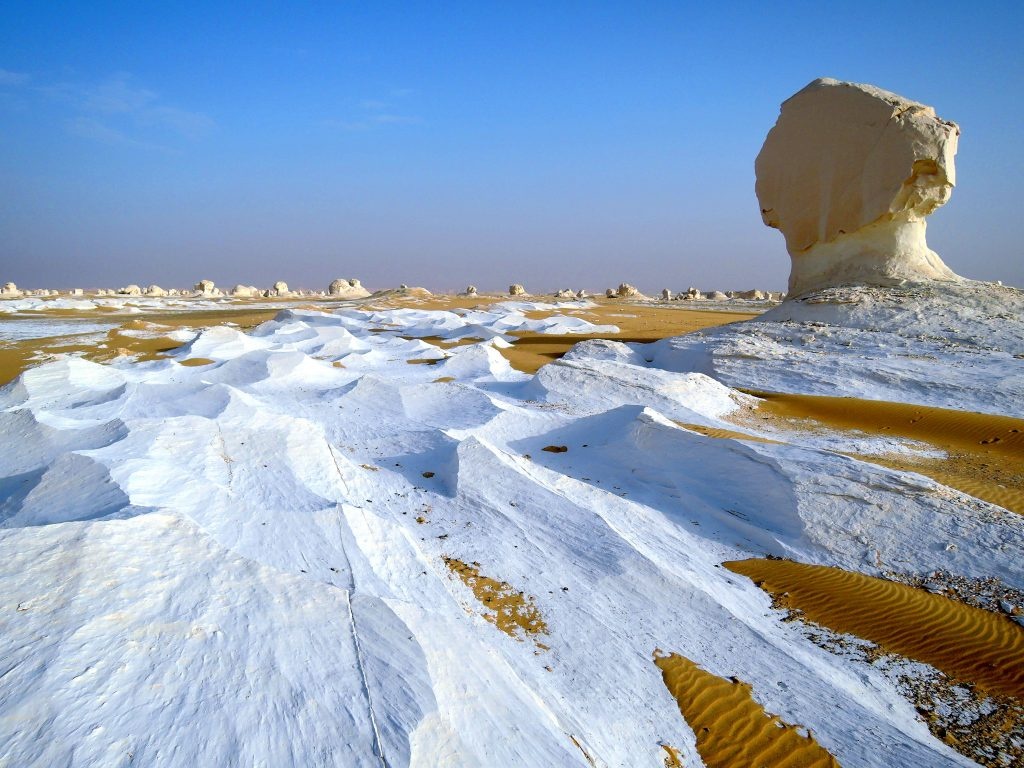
756 78 961 297
509 284 526 296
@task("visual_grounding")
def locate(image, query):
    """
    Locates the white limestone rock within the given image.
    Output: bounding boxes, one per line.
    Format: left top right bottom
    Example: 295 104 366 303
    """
661 288 672 300
617 282 641 298
118 285 142 296
328 278 370 299
553 288 576 299
462 285 479 297
145 285 167 297
509 284 526 296
230 285 260 298
194 279 223 297
1 282 22 297
756 78 961 297
705 290 728 301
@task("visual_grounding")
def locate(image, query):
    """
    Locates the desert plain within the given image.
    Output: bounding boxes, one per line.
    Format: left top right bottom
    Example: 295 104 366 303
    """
0 78 1022 768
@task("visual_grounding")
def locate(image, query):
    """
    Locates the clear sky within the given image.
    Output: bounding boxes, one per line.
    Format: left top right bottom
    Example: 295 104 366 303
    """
1 1 1021 293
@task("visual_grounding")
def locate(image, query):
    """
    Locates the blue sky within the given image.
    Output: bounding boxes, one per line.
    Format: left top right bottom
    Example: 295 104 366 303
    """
1 1 1021 292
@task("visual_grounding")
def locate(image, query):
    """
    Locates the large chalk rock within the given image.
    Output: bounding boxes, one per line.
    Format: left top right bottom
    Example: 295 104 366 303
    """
194 279 222 297
1 282 22 297
328 278 370 298
756 78 961 297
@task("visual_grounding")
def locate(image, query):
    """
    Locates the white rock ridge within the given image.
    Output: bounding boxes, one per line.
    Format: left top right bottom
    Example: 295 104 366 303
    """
756 78 962 297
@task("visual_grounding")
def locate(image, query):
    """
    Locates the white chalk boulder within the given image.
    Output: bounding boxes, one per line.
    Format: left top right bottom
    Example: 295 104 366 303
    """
194 279 223 297
509 284 526 296
756 78 961 297
328 278 370 299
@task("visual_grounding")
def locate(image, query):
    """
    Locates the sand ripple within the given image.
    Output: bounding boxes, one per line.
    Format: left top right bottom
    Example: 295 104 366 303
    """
655 651 840 767
726 559 1024 698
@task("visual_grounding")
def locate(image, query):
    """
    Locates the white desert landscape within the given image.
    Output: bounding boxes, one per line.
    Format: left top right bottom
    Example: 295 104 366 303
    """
1 78 1022 768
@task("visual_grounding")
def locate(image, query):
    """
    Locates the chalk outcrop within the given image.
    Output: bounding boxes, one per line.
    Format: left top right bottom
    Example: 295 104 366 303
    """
118 285 142 296
461 285 479 297
194 279 223 298
145 285 167 297
509 284 526 296
328 278 370 299
1 282 21 297
756 78 961 297
230 285 260 298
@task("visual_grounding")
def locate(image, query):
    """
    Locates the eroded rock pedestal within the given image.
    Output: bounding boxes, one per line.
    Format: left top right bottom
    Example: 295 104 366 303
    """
756 78 962 297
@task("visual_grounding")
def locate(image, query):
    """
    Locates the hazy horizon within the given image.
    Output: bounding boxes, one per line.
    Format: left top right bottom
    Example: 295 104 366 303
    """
2 1 1022 293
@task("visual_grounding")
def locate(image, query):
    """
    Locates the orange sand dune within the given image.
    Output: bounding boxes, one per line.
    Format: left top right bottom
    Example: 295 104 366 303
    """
655 651 840 768
735 392 1024 515
725 559 1024 699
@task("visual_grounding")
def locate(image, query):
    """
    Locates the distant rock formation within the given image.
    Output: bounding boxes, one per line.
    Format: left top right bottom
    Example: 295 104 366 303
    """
617 283 640 298
605 288 618 298
509 284 526 296
118 285 142 296
462 285 479 297
553 288 576 299
661 288 671 300
230 285 260 298
71 288 84 296
194 279 223 297
1 282 21 297
705 290 728 301
756 78 961 297
145 285 167 297
328 278 370 299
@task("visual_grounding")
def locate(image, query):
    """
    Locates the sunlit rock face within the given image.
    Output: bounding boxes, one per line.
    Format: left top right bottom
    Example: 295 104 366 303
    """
756 78 962 297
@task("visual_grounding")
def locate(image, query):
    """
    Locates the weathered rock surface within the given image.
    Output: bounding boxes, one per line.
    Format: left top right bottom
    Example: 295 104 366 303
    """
194 279 223 298
328 278 370 299
118 285 142 296
145 285 167 297
756 78 961 297
509 284 526 296
1 282 21 297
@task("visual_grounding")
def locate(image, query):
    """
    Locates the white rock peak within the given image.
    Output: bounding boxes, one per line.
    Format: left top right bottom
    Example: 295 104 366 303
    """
756 78 962 297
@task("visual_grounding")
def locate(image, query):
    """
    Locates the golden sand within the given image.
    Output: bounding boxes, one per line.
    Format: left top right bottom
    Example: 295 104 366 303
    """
654 651 840 767
735 392 1024 515
725 559 1024 699
660 744 684 768
443 557 548 643
0 307 283 386
499 302 757 374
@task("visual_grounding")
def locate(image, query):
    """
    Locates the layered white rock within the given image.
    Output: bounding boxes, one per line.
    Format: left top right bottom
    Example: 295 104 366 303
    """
756 78 962 297
1 282 22 297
